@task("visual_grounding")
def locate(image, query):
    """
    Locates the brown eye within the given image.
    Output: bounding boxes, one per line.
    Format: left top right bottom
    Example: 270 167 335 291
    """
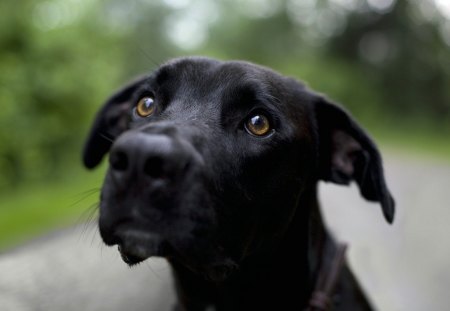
245 114 271 136
136 96 156 117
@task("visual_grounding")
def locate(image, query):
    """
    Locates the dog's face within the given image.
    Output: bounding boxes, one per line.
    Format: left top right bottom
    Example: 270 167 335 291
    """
83 57 394 281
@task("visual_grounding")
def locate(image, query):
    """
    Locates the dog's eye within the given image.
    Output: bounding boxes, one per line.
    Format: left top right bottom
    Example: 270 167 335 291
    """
245 113 272 136
135 96 156 117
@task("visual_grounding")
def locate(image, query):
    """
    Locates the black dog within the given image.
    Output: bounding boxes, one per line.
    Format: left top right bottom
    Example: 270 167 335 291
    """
83 57 394 310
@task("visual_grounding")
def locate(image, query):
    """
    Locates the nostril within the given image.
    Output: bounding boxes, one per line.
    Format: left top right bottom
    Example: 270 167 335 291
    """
110 151 129 171
144 156 165 179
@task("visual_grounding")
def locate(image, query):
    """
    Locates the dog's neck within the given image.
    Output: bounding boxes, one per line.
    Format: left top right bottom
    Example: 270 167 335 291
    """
171 184 333 310
306 184 337 281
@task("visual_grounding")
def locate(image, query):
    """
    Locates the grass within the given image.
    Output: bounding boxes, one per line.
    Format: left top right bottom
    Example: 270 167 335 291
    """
378 132 450 163
0 127 448 253
0 166 105 252
367 121 450 163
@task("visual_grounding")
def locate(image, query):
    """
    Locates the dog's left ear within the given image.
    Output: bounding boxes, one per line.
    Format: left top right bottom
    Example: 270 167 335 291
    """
82 76 148 169
314 96 395 223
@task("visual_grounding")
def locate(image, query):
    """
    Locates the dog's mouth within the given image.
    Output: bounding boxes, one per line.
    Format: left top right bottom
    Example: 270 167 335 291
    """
118 245 147 265
117 240 162 265
102 222 240 282
111 227 172 265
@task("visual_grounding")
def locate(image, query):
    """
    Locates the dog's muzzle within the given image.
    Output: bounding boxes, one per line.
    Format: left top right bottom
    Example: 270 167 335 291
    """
99 130 212 266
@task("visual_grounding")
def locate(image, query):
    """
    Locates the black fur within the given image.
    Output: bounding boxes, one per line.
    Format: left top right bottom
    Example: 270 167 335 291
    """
83 57 394 310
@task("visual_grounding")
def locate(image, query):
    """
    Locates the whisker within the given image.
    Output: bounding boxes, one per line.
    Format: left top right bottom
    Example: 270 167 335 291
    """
99 132 115 143
137 44 162 68
69 188 100 207
77 202 100 242
90 223 99 246
145 260 164 280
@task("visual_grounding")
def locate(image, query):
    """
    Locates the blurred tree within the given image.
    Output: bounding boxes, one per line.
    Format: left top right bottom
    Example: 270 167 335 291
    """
0 0 127 187
326 0 450 122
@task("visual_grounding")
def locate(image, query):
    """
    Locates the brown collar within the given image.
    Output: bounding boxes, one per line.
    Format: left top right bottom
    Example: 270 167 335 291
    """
306 243 348 311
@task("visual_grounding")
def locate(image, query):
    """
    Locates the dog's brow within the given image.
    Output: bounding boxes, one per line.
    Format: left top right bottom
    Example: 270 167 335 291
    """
228 80 280 110
155 67 170 85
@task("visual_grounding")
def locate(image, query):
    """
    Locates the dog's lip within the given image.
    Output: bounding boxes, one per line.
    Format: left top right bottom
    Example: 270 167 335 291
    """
113 227 170 265
117 242 166 265
118 245 147 265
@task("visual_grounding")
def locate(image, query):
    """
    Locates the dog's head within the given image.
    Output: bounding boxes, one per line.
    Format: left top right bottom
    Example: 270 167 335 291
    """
83 57 394 281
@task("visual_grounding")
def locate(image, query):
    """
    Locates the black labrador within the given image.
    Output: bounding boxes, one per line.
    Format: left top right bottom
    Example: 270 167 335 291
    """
83 57 395 311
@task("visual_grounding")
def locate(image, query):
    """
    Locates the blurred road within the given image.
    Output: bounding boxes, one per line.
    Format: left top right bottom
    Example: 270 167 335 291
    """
0 227 176 311
0 153 449 311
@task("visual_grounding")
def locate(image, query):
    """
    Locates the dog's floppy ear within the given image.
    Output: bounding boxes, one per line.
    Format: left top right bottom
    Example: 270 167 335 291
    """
314 96 395 223
83 76 147 169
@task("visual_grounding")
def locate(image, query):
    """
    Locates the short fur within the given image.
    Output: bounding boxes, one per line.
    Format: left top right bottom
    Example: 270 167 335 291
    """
83 57 394 311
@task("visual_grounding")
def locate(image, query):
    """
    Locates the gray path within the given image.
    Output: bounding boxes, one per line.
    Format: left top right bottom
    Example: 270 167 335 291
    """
1 153 449 311
321 154 450 311
0 226 176 311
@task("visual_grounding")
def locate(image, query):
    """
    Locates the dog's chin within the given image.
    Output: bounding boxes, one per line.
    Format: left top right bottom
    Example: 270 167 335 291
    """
105 227 170 266
117 243 238 283
116 236 238 282
118 245 147 265
117 238 166 266
115 239 238 282
100 221 239 281
165 241 240 283
203 259 239 282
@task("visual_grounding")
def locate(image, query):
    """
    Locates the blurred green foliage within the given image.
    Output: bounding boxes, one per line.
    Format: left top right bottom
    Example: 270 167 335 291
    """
0 0 124 188
0 0 449 189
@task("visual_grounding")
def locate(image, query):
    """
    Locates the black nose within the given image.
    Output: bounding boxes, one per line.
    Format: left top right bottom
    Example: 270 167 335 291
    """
109 132 188 183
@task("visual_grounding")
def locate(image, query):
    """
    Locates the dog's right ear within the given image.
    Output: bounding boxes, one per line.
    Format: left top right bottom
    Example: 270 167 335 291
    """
82 76 148 169
314 96 395 223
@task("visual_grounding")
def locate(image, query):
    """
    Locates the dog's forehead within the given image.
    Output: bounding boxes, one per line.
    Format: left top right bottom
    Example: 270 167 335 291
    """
154 58 289 96
159 57 277 79
149 57 313 119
